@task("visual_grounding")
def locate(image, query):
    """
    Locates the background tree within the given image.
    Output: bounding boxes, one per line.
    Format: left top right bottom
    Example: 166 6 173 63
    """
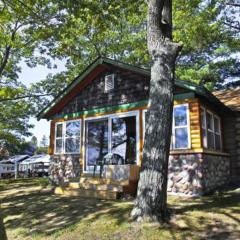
40 135 48 148
0 0 59 149
30 136 38 148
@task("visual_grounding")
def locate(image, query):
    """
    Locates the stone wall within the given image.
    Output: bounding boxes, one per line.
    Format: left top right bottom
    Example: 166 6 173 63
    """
168 153 230 196
201 154 230 192
49 152 230 196
49 154 81 185
168 154 204 196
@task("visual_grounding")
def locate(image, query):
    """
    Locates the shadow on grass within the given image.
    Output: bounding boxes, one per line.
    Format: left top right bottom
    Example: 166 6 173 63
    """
167 189 240 239
0 178 48 192
0 208 7 240
1 179 239 240
1 182 131 238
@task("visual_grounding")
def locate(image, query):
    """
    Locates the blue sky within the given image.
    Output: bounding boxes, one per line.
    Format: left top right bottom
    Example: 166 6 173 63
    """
19 60 66 146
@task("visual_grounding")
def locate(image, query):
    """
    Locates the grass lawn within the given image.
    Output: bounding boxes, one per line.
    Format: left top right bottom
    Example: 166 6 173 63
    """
0 178 239 240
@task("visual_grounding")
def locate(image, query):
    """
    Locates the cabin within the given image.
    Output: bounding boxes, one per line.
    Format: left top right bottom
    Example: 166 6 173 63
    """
37 57 240 199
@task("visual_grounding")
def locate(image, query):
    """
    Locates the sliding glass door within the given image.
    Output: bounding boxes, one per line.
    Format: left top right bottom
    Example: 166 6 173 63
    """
85 112 138 172
111 116 136 164
85 119 108 172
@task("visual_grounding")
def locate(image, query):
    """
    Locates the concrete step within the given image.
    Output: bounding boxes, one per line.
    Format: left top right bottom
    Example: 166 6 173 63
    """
79 177 129 186
54 187 120 200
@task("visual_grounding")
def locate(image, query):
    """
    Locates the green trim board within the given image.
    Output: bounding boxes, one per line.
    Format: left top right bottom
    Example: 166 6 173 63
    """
174 92 195 100
52 100 148 120
37 57 229 120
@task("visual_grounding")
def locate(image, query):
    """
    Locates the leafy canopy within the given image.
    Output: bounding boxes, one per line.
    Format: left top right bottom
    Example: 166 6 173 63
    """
0 0 239 153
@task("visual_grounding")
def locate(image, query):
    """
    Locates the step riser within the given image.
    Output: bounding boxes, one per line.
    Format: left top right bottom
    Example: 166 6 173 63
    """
54 187 119 200
80 184 123 192
79 177 129 186
68 182 123 192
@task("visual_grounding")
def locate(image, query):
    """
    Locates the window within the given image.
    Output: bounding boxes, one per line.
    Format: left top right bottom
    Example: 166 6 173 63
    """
55 123 63 154
200 107 222 150
86 119 109 166
111 116 136 164
143 104 190 150
104 74 115 92
55 120 81 154
85 112 138 171
172 104 190 149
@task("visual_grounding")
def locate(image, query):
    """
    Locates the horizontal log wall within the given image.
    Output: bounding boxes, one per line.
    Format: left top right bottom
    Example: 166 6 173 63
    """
174 98 202 150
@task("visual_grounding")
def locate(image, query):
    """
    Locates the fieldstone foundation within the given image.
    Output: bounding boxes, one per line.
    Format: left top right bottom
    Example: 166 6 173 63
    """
168 153 230 196
49 153 230 197
201 154 230 192
49 154 81 185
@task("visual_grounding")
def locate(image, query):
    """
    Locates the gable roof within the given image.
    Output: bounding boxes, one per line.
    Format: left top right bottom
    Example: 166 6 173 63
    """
213 88 240 112
37 57 229 120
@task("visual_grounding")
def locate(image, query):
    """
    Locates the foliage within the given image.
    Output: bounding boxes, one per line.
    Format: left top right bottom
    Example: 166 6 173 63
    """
174 0 240 89
0 0 58 149
32 0 239 94
0 0 239 150
35 146 48 154
30 136 38 148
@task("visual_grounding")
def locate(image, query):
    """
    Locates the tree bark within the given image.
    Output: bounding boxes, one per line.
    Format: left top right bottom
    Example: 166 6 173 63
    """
131 0 182 222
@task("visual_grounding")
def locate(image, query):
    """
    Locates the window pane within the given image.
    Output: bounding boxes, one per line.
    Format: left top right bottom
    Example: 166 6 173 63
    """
56 124 63 138
112 116 136 164
202 129 207 148
174 105 187 126
201 109 206 128
56 139 63 153
86 120 108 166
175 127 188 148
66 121 80 137
215 134 221 150
214 117 220 133
65 137 80 153
207 131 215 149
206 112 214 130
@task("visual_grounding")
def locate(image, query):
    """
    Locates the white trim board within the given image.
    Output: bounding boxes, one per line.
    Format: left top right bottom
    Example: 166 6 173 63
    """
82 110 140 173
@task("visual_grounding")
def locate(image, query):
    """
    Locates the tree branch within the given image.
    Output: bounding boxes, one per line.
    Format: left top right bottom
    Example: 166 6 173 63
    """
0 21 22 77
226 3 240 7
223 21 240 31
0 93 53 102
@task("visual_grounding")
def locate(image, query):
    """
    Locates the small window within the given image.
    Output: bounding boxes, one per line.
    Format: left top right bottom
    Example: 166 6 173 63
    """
200 107 222 151
172 105 190 149
55 123 63 154
104 74 115 92
200 108 207 148
55 120 81 154
143 104 190 150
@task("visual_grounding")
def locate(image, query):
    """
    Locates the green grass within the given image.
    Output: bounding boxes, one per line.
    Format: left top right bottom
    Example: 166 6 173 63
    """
0 178 239 240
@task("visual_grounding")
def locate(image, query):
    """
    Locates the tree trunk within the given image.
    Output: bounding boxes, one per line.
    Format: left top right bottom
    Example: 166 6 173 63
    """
131 0 182 222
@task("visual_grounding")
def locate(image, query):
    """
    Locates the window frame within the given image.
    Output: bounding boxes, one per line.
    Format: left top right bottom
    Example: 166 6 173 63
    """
200 107 222 151
171 104 191 150
83 111 140 173
55 122 64 154
54 119 81 154
143 103 191 150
